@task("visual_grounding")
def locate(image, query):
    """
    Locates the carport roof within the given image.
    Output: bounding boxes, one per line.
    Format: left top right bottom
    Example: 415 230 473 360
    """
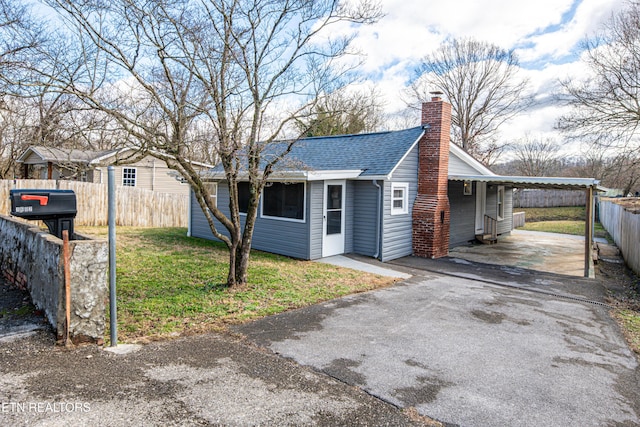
448 174 601 190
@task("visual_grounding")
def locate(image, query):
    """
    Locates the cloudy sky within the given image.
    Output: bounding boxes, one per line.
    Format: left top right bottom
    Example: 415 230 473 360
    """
346 0 626 146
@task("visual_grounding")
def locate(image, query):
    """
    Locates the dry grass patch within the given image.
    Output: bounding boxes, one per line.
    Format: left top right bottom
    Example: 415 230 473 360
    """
613 309 640 355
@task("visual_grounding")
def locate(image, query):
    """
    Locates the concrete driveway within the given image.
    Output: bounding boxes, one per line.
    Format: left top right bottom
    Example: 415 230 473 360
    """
234 266 640 426
449 229 592 277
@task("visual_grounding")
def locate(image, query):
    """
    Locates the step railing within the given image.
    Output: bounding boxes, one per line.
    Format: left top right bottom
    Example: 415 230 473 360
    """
484 215 498 241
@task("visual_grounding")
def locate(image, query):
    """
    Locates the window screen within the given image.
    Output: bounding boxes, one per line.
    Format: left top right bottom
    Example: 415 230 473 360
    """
263 182 304 220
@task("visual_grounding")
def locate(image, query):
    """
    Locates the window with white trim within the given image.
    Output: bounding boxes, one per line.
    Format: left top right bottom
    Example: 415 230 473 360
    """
122 167 137 187
391 183 409 215
204 182 217 208
262 182 305 222
497 186 505 220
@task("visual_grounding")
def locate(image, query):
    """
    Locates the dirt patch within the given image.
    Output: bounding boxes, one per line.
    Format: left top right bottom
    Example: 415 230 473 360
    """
597 247 640 308
596 243 640 356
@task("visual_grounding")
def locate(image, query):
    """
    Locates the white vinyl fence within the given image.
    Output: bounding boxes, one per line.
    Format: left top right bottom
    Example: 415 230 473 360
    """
599 198 640 276
1 180 188 227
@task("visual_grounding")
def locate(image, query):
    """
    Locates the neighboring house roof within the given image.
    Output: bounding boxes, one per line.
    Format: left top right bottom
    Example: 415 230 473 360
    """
90 147 215 169
17 146 118 165
17 146 215 169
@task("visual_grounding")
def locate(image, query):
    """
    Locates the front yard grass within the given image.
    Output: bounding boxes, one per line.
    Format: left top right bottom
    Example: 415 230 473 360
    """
78 227 398 343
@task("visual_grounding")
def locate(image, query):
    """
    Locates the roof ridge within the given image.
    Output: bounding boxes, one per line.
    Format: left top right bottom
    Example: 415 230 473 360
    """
298 126 421 142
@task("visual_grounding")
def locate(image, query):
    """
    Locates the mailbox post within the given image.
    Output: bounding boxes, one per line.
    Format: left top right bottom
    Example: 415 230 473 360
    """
10 189 77 240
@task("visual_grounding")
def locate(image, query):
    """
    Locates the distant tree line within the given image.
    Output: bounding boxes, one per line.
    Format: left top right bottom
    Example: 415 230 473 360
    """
494 136 640 195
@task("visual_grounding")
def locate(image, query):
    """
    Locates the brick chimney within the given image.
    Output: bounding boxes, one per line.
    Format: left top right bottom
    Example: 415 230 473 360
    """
412 95 451 258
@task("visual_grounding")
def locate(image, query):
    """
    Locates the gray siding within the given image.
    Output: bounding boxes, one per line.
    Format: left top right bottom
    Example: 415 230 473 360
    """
353 181 380 257
449 180 477 247
190 188 214 240
499 188 513 234
484 185 513 235
381 146 418 262
190 181 311 259
449 151 482 175
345 181 354 254
22 152 43 164
309 181 324 260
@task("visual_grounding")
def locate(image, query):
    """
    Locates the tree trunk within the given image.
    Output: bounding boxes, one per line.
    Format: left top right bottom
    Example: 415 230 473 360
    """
234 241 251 286
227 242 238 287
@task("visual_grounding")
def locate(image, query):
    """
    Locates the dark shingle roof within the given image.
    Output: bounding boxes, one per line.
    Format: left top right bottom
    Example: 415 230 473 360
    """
212 126 425 177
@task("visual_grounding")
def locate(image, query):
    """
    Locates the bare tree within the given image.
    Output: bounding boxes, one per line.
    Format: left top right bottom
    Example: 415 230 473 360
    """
557 1 640 195
0 96 30 178
407 37 531 163
569 141 640 195
558 1 640 146
0 0 45 87
509 136 562 176
1 2 108 175
0 0 48 176
41 0 381 286
384 107 419 131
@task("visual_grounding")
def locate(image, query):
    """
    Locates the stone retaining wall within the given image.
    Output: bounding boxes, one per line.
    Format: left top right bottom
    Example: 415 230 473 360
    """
0 215 107 344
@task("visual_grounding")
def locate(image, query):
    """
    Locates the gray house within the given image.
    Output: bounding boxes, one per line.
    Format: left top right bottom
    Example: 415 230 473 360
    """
188 97 515 262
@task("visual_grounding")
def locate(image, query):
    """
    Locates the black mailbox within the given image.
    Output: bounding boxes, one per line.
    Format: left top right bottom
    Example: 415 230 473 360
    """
10 189 77 240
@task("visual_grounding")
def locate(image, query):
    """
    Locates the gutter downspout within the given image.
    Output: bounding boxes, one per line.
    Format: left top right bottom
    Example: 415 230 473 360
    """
373 180 382 260
187 189 192 237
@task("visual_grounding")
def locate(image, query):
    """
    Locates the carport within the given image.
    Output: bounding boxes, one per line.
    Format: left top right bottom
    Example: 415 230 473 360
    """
448 175 601 278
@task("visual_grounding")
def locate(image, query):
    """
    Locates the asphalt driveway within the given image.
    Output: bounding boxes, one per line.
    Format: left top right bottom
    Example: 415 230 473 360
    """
234 266 640 426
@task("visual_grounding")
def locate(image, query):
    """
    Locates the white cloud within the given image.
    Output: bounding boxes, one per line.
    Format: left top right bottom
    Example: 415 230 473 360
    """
340 0 628 147
517 0 626 63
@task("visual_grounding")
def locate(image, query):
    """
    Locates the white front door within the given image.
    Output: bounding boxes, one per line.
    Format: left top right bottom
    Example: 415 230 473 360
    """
475 182 486 234
322 180 345 257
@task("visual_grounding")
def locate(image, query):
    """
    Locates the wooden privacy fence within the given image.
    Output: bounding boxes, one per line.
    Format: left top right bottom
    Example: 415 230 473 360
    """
0 180 188 227
513 189 586 208
599 198 640 276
